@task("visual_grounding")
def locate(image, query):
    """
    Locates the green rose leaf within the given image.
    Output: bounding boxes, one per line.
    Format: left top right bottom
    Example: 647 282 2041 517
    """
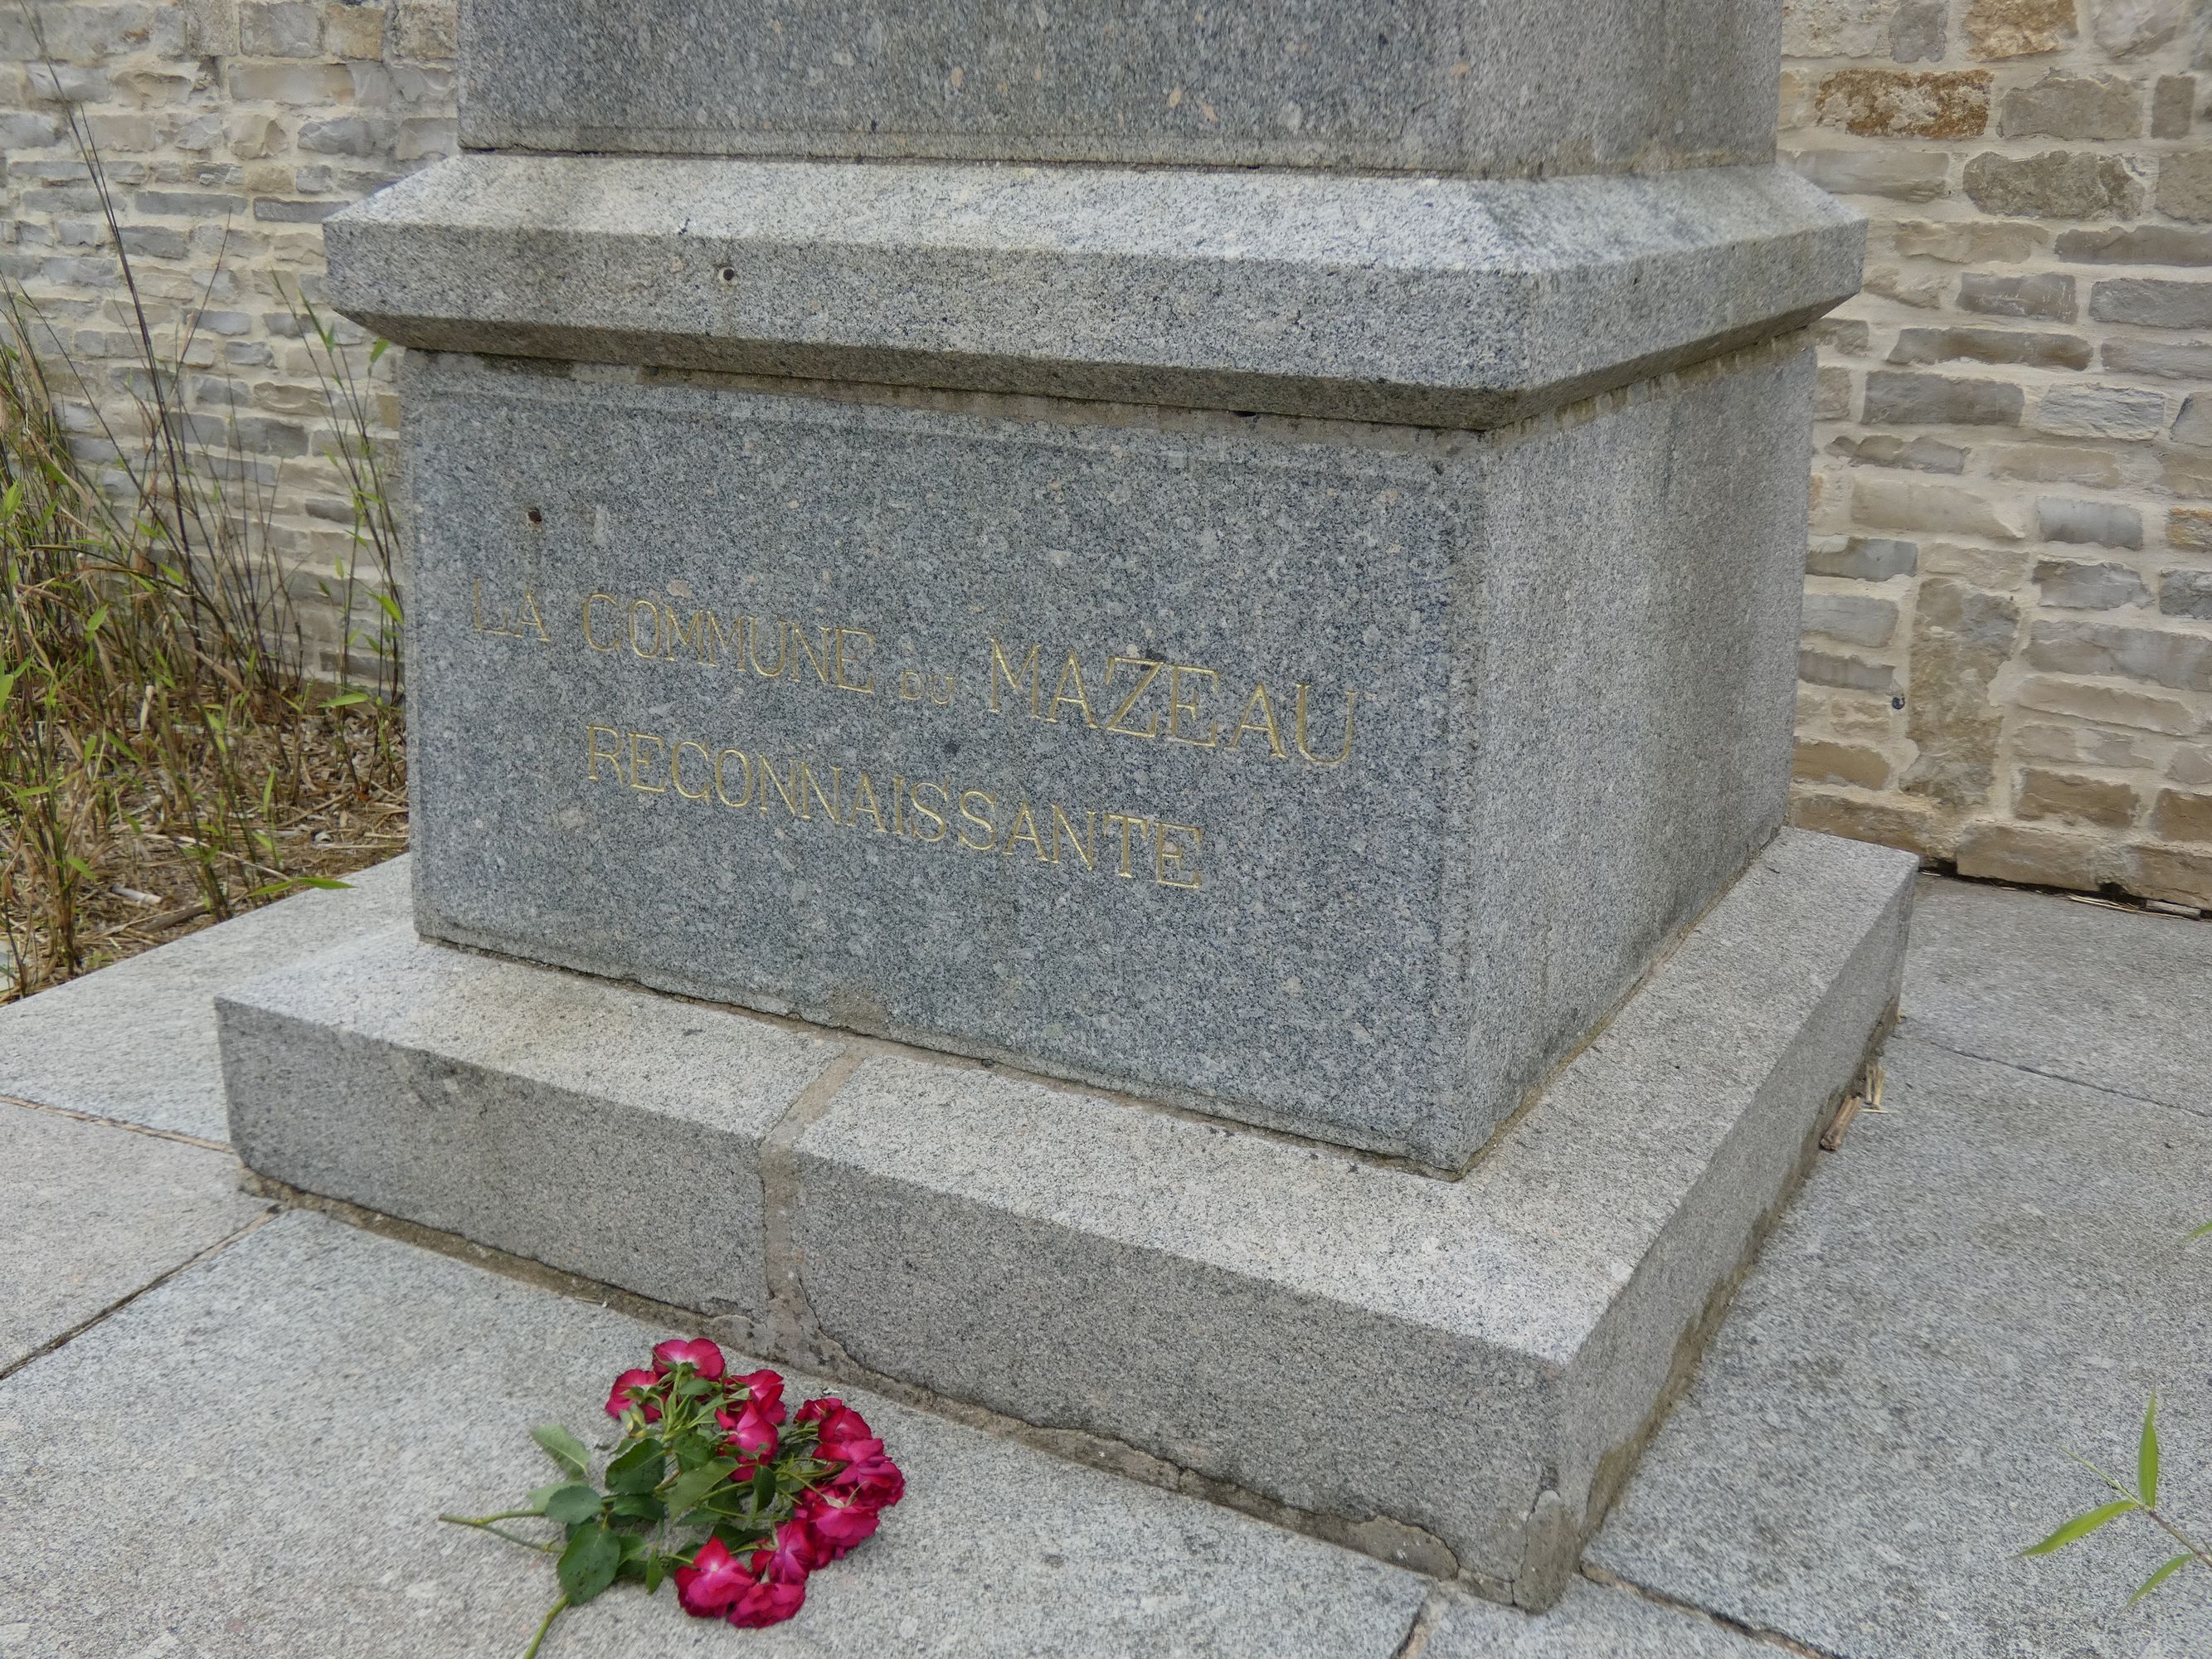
557 1525 623 1606
542 1484 603 1525
530 1424 591 1480
664 1458 740 1522
606 1437 665 1496
2019 1499 2138 1557
609 1492 667 1524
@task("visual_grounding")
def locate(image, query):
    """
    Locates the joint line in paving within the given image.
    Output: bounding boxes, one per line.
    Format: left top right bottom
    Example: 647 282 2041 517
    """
1884 1029 2204 1123
1578 1564 1844 1658
0 1091 232 1153
0 1206 277 1385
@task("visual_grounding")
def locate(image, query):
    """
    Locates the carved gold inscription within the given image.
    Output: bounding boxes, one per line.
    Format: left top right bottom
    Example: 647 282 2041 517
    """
585 721 1203 891
467 575 1376 902
984 636 1356 766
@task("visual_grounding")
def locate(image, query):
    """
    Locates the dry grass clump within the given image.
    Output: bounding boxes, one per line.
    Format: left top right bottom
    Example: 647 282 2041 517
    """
0 94 406 1000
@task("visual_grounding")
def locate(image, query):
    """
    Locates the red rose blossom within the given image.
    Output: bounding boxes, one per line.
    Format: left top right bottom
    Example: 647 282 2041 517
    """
797 1488 882 1560
831 1451 906 1511
730 1367 787 1426
651 1337 727 1380
673 1536 751 1618
759 1516 824 1582
604 1367 662 1420
717 1399 780 1460
726 1573 805 1628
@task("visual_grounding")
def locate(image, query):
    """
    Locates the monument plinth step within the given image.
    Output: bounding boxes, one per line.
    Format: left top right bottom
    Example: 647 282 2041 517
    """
216 827 1914 1609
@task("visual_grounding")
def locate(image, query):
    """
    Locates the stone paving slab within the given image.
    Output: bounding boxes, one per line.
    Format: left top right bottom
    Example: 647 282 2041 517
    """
1589 1032 2212 1656
1901 876 2212 1119
0 1102 270 1373
0 856 411 1141
1422 1582 1775 1657
0 1211 1433 1659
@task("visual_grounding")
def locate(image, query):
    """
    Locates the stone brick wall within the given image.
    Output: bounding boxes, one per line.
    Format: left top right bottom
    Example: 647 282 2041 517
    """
1783 0 2212 909
6 0 2210 907
0 0 457 671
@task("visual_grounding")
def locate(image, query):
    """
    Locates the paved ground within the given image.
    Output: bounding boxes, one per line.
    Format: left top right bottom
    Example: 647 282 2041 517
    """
0 863 2205 1656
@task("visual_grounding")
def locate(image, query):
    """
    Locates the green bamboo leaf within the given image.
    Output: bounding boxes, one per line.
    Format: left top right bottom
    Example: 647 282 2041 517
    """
2019 1499 2139 1557
2140 1397 2161 1510
530 1423 591 1480
2127 1552 2195 1607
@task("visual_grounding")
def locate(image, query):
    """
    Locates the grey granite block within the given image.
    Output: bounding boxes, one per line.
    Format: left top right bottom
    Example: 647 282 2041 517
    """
1422 1581 1776 1657
1589 1034 2212 1655
391 338 1814 1169
0 1211 1432 1658
1901 876 2212 1118
456 0 1782 178
792 829 1916 1603
326 156 1860 430
216 925 846 1321
0 855 410 1141
0 1103 270 1370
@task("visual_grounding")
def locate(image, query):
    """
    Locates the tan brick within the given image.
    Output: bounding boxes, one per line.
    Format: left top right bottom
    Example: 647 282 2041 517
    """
1794 739 1893 790
1962 0 2077 58
2015 766 2139 828
1999 71 2140 141
391 0 455 58
1891 219 2049 265
1955 820 2106 891
1863 266 1950 309
2123 843 2212 905
2010 720 2157 770
1964 150 2144 219
2151 75 2195 139
1904 578 2021 807
2014 674 2202 735
225 60 352 104
323 2 386 58
1923 542 2034 587
2165 452 2212 499
2159 151 2212 223
1986 444 2125 489
1854 477 2028 540
2171 508 2212 551
2151 789 2212 841
1787 788 1946 859
1778 69 1817 130
1816 69 1991 138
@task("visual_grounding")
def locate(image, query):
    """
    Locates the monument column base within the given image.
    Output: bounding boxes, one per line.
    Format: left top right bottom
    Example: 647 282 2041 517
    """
216 827 1915 1609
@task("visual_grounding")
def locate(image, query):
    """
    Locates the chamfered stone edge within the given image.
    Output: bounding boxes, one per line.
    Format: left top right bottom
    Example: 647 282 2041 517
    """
325 156 1861 430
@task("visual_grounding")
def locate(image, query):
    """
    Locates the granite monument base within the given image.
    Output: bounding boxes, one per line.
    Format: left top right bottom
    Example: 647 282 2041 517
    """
216 828 1913 1608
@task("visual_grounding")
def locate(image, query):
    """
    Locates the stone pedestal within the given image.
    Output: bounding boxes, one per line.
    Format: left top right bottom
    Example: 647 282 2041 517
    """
217 0 1909 1609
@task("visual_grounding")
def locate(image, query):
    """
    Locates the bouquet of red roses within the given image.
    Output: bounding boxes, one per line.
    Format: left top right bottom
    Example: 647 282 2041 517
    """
443 1338 903 1656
